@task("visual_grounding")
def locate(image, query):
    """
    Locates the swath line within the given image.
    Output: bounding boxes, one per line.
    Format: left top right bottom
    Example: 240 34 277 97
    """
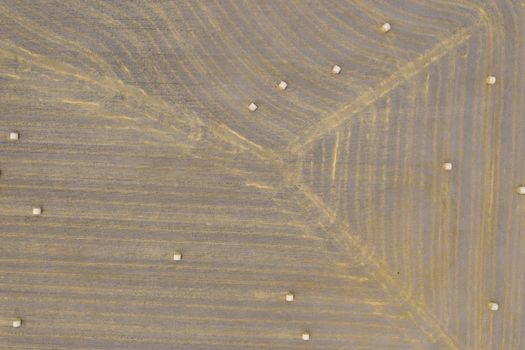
287 21 480 154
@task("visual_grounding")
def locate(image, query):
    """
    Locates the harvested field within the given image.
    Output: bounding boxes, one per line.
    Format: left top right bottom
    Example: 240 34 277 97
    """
1 1 524 349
